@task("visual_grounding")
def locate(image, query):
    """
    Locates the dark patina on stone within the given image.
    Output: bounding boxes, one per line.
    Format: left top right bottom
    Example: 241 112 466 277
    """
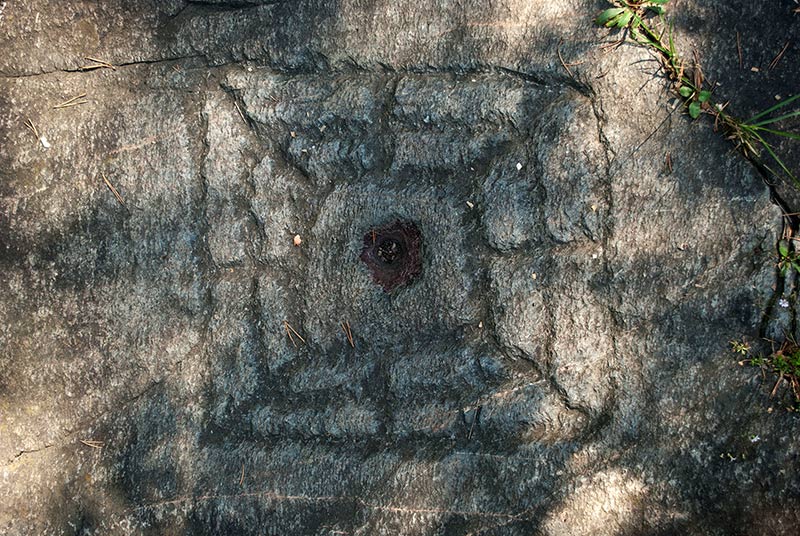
360 220 423 291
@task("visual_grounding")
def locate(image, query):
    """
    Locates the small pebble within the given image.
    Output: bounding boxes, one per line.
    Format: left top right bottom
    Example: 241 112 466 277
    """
466 201 474 209
293 235 302 247
515 162 523 171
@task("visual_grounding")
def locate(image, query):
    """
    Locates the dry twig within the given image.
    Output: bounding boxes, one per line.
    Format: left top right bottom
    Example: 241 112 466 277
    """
23 118 50 148
556 39 584 78
23 118 40 139
769 40 791 71
341 321 354 348
233 101 247 125
54 93 88 109
771 375 784 397
736 32 743 70
284 320 306 346
80 56 116 71
101 173 125 206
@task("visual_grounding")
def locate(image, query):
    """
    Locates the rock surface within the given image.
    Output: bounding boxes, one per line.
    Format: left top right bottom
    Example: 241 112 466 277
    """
1 1 799 534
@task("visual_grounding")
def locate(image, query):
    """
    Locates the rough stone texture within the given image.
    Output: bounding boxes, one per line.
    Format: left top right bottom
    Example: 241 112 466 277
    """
1 0 799 534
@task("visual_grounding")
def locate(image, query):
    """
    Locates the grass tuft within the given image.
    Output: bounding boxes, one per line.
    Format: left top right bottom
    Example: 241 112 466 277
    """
595 0 799 187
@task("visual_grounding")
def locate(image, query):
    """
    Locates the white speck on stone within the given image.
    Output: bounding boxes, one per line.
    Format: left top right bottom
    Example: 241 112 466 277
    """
293 235 302 247
779 298 789 308
466 201 474 209
750 435 761 443
515 162 523 171
40 136 51 149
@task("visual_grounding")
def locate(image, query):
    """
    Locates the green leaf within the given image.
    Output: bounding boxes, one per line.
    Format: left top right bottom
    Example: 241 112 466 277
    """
689 101 701 119
792 261 800 273
649 0 670 4
779 240 790 258
596 8 626 27
679 86 693 98
647 6 665 15
698 90 711 103
615 10 633 28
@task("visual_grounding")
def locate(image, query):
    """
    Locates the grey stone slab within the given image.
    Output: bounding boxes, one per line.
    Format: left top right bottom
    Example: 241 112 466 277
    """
1 1 799 534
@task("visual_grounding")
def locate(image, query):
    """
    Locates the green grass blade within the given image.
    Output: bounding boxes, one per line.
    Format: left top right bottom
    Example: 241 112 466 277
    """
645 38 669 54
751 130 799 186
751 127 800 141
667 22 676 56
745 93 800 124
749 109 800 127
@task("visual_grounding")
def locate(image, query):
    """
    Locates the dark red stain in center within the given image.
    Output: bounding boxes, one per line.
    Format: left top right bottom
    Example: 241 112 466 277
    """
360 220 423 292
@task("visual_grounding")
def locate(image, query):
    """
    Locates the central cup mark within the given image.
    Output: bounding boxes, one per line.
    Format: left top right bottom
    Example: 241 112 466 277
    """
360 220 423 292
376 238 403 264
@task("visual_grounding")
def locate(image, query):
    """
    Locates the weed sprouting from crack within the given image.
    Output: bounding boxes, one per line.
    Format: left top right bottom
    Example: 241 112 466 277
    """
595 0 800 189
777 237 800 276
733 338 800 411
600 1 800 407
